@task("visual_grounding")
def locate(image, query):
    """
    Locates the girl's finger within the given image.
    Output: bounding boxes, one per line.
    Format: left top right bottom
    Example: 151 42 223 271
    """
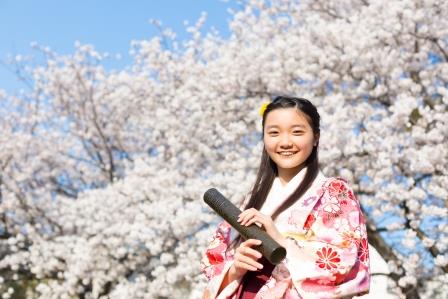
241 238 262 247
234 253 264 270
244 216 265 227
240 211 259 225
237 244 262 259
240 239 261 248
237 212 252 224
238 208 258 223
233 260 258 272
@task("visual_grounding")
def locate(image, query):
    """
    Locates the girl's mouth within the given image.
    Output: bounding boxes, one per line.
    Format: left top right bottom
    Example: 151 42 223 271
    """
278 151 298 157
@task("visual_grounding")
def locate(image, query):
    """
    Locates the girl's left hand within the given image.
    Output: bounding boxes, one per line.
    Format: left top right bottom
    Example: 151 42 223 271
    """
237 208 286 247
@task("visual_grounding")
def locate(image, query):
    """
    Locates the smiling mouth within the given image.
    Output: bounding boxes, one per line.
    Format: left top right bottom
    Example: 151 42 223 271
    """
277 151 298 156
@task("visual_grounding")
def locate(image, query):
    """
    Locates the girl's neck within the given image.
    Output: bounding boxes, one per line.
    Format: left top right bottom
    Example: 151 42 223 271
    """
277 165 305 186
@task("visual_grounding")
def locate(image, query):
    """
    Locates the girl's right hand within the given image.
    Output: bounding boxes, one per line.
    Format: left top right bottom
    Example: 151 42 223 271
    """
229 239 264 279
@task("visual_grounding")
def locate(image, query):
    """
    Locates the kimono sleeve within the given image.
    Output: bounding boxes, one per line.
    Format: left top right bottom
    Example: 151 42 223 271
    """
201 221 242 299
284 178 370 298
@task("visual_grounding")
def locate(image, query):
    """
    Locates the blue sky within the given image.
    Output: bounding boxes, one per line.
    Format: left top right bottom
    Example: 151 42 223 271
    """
0 0 236 93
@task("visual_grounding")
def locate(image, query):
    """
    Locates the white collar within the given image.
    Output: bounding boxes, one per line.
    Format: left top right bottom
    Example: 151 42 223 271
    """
260 167 326 217
273 166 308 197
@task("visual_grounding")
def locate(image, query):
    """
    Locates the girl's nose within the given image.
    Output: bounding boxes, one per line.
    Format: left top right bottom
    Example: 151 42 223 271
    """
279 134 293 148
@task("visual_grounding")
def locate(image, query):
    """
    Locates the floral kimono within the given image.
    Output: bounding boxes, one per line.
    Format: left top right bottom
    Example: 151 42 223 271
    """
201 169 370 298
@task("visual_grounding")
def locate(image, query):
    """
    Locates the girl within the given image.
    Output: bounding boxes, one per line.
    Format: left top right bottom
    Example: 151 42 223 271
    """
201 96 370 298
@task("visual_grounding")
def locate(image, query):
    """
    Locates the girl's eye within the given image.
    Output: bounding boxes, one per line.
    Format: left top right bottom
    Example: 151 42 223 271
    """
293 131 304 135
268 131 279 136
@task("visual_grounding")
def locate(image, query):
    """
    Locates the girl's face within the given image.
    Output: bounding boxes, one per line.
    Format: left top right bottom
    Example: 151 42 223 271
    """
263 107 317 180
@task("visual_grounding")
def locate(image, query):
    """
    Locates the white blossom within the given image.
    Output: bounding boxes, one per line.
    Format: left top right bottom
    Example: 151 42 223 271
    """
0 0 447 298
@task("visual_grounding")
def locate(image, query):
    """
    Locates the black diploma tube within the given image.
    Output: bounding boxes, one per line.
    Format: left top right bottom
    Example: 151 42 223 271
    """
203 188 287 265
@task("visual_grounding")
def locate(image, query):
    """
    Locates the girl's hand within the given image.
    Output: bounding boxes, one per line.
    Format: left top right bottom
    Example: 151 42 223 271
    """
229 239 263 279
237 208 287 247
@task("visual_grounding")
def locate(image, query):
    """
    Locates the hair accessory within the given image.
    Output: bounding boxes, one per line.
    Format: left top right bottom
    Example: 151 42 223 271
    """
258 102 270 117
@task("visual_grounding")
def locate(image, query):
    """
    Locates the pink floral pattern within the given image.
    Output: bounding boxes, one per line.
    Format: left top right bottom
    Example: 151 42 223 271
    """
201 222 232 280
201 176 370 298
359 238 369 264
316 247 341 270
322 196 341 214
303 213 316 231
328 179 346 197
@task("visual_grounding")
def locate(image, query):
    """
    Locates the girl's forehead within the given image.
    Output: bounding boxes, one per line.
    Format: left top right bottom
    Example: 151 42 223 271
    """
264 108 311 127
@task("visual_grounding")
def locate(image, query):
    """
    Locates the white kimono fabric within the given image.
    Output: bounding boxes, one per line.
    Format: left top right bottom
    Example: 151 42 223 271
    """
202 168 370 299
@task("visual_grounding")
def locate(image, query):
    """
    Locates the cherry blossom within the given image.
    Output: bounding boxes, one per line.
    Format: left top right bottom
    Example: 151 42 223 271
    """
0 0 446 298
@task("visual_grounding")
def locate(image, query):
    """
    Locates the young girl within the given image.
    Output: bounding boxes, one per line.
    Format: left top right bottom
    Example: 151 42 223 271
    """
201 96 370 298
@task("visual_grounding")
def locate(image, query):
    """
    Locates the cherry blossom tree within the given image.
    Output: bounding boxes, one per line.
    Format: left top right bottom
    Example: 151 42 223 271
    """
1 0 447 298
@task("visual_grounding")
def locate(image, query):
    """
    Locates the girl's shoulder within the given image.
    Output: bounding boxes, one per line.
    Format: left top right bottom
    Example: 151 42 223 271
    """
321 175 353 190
319 176 360 207
311 172 354 192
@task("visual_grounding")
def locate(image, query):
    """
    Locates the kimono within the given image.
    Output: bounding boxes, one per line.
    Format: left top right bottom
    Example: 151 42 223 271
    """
201 168 370 299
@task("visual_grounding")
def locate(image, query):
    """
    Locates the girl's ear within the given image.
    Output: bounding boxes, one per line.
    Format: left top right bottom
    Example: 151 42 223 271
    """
314 133 320 147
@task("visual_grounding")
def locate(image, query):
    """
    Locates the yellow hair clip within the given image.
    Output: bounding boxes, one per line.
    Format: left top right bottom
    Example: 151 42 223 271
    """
258 102 270 117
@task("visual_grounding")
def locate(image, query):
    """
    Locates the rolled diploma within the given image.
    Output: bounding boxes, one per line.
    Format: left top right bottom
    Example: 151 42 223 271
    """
203 188 287 265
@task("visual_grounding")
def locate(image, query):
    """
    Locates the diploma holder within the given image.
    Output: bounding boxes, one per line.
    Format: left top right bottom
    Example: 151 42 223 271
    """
203 188 287 265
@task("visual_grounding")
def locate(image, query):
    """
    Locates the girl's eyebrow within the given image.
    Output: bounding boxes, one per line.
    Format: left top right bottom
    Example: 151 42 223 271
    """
266 124 306 129
291 124 306 129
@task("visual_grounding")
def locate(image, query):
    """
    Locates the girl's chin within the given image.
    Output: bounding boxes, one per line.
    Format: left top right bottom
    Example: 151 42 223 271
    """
276 162 303 170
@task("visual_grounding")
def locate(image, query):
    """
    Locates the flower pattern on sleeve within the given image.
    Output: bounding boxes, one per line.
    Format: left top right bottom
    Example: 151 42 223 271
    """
315 247 341 270
359 238 370 265
285 177 370 298
201 221 232 280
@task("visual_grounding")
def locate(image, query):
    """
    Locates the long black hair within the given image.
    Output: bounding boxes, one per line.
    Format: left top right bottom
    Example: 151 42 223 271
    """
230 96 321 249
